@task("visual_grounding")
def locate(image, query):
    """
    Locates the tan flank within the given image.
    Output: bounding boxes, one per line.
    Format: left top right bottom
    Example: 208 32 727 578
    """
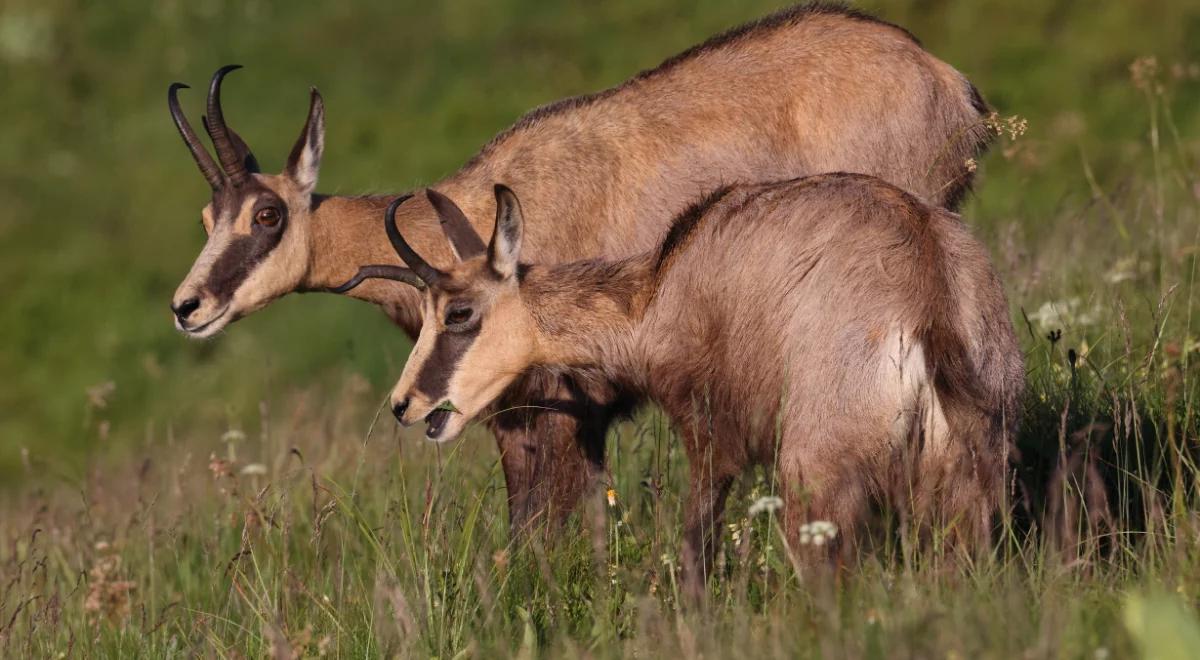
166 5 994 532
384 176 1023 599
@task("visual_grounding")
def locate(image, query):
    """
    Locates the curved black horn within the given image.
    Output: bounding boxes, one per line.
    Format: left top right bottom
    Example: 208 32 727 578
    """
206 64 251 185
385 194 444 286
203 116 260 175
326 265 426 293
168 83 224 189
426 189 486 261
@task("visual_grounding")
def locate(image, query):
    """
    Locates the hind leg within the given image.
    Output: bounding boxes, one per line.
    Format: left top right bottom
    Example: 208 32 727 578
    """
772 422 878 566
910 407 1006 559
777 447 872 568
925 449 1001 558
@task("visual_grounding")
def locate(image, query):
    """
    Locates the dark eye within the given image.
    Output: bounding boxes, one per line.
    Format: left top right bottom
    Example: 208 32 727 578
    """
255 207 281 227
445 307 473 326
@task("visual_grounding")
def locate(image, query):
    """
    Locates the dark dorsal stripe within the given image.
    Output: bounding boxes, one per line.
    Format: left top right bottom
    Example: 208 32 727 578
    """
654 184 736 274
414 321 482 402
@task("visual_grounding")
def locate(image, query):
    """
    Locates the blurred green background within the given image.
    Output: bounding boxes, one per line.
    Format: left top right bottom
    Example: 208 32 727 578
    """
1 0 1197 482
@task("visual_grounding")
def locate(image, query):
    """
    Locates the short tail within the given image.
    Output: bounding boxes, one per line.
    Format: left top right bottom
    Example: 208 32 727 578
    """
922 310 988 416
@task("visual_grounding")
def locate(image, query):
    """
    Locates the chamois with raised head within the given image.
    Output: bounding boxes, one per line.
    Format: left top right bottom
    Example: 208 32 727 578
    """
381 178 1023 597
166 4 994 533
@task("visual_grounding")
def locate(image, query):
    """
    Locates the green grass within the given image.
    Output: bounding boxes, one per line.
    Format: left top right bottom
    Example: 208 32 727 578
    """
2 329 1200 657
2 0 1200 656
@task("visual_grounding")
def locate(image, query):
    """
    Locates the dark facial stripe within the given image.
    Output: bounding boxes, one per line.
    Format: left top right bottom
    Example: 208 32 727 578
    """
204 185 288 302
205 232 278 301
415 322 481 402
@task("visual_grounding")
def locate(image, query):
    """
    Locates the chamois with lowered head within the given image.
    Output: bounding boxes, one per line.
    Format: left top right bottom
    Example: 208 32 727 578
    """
380 178 1023 598
166 4 994 534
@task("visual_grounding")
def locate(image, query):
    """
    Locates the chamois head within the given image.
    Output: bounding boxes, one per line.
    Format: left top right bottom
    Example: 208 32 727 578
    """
375 186 535 442
167 65 325 338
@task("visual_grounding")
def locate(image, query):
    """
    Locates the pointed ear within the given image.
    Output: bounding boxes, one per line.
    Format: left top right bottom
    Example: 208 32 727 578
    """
488 184 524 279
285 88 325 194
427 189 486 261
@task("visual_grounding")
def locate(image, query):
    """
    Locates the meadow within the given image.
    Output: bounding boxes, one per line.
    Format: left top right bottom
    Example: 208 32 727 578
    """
2 0 1200 656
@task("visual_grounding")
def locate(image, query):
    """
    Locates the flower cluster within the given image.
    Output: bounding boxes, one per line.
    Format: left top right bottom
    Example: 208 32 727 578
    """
984 112 1028 141
1130 56 1159 93
748 495 783 516
797 521 838 546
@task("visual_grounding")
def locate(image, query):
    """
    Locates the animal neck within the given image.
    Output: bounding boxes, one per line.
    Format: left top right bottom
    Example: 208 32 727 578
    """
521 255 656 377
301 192 467 332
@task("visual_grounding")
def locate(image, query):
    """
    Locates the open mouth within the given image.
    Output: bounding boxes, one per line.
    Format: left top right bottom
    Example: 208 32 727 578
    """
424 408 452 439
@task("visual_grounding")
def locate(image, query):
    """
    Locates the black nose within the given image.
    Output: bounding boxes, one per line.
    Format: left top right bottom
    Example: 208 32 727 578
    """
171 297 201 322
391 398 410 423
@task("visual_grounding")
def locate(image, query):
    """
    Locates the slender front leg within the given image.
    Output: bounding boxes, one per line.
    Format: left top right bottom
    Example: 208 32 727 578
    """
669 406 742 603
490 413 603 537
680 466 736 603
488 371 625 538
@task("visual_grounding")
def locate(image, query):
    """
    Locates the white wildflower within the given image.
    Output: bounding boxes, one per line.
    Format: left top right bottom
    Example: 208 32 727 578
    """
240 463 268 476
748 496 783 516
1027 297 1101 329
796 521 838 545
